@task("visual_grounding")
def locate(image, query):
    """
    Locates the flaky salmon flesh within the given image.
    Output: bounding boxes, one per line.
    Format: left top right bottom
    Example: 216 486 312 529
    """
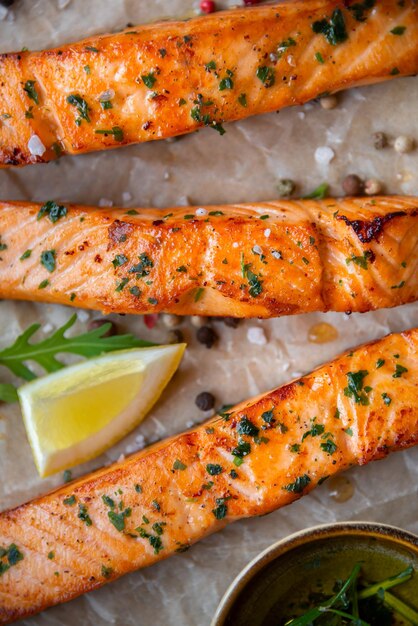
0 329 417 622
0 196 416 317
0 0 417 166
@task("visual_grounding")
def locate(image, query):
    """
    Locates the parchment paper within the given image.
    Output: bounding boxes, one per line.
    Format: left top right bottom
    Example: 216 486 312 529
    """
0 1 418 624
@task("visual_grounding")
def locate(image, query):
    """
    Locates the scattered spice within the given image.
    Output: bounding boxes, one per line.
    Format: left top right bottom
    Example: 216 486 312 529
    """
196 325 218 349
195 391 215 411
342 174 364 196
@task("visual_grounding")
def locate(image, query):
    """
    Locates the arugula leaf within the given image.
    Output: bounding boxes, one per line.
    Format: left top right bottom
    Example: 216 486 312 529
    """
0 383 18 403
0 315 154 390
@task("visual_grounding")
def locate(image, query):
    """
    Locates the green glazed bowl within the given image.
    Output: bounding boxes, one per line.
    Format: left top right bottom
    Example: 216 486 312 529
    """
211 522 418 626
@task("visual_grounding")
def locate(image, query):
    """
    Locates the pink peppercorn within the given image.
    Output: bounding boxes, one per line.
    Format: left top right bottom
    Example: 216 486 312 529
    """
200 0 216 13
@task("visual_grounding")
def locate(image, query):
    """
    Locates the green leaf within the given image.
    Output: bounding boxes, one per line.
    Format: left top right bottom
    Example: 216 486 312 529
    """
0 315 154 382
303 182 329 199
0 383 18 404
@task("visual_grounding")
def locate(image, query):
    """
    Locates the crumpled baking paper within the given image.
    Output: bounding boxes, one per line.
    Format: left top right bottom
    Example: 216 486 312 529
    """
0 1 417 624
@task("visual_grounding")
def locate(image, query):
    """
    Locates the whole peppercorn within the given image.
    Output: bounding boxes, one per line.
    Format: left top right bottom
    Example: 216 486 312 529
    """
342 174 364 196
223 317 241 329
87 318 117 337
372 132 387 150
197 325 218 348
195 391 216 411
277 179 295 198
394 135 415 154
364 178 383 196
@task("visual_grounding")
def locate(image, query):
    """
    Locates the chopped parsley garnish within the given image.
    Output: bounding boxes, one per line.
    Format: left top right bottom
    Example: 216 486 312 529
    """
345 427 354 436
0 544 23 575
261 410 275 424
382 392 392 405
230 469 238 479
63 495 76 506
290 443 300 453
315 51 325 64
236 416 259 437
159 49 167 58
20 249 32 261
390 25 406 35
206 464 223 476
283 474 311 494
152 500 160 511
219 76 234 91
112 254 128 268
142 72 157 89
152 522 165 536
302 419 325 441
40 250 56 273
23 80 39 104
393 364 408 378
85 46 99 53
256 66 275 88
129 253 153 278
38 279 49 289
134 484 143 493
238 93 247 107
376 358 385 369
66 94 90 124
347 0 375 21
231 440 251 459
149 535 163 554
101 565 113 578
37 200 67 223
108 507 131 532
346 251 373 270
205 60 216 71
102 495 116 509
115 277 129 292
320 437 337 455
212 500 228 520
48 551 55 560
95 126 124 142
78 503 92 526
173 459 187 471
312 8 348 45
84 65 91 74
148 297 158 306
208 210 224 216
241 255 263 297
344 370 370 405
194 287 204 302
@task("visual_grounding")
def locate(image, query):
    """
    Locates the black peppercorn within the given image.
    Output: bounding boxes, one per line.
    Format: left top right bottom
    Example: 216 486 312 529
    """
223 317 241 329
195 392 216 411
196 325 218 348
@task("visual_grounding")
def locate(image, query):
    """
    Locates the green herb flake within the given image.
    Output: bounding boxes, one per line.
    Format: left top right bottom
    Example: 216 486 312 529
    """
101 565 113 578
393 364 408 378
238 93 247 107
206 464 223 476
303 182 329 199
108 507 131 532
112 254 129 268
312 8 348 45
376 358 385 369
47 551 55 560
173 459 187 471
261 410 275 424
134 484 143 493
78 503 93 527
320 437 337 455
95 126 124 142
219 76 234 91
142 72 157 89
102 495 116 509
208 210 224 216
346 251 374 270
115 277 129 292
212 502 227 520
84 65 91 74
382 392 392 405
152 500 160 511
66 94 90 124
194 287 204 302
256 66 275 88
344 370 370 405
63 495 76 506
38 279 50 289
283 474 311 494
40 249 56 273
290 443 300 453
345 427 354 436
85 46 99 53
315 51 325 64
231 441 251 459
391 25 406 35
20 249 32 261
236 416 259 437
37 200 67 223
23 80 39 104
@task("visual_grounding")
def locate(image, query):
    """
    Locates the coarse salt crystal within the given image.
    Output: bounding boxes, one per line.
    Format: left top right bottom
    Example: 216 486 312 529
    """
272 250 282 260
286 54 296 67
77 310 90 323
195 207 207 216
99 198 113 207
252 245 263 255
232 242 239 248
98 89 115 102
247 327 267 346
28 135 46 157
314 146 335 166
264 228 271 238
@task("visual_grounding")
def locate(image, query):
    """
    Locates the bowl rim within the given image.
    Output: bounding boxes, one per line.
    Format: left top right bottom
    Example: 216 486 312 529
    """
210 521 418 626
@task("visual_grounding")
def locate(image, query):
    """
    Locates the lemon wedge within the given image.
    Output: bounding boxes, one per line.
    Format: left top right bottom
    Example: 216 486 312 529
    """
18 344 185 477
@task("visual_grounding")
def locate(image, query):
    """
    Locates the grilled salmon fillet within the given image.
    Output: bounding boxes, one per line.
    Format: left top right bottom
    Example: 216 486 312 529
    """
0 0 417 166
0 196 416 317
0 328 417 623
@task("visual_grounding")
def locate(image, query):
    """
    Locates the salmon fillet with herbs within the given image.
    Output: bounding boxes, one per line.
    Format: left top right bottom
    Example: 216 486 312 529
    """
0 0 417 166
0 328 417 623
0 196 416 317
